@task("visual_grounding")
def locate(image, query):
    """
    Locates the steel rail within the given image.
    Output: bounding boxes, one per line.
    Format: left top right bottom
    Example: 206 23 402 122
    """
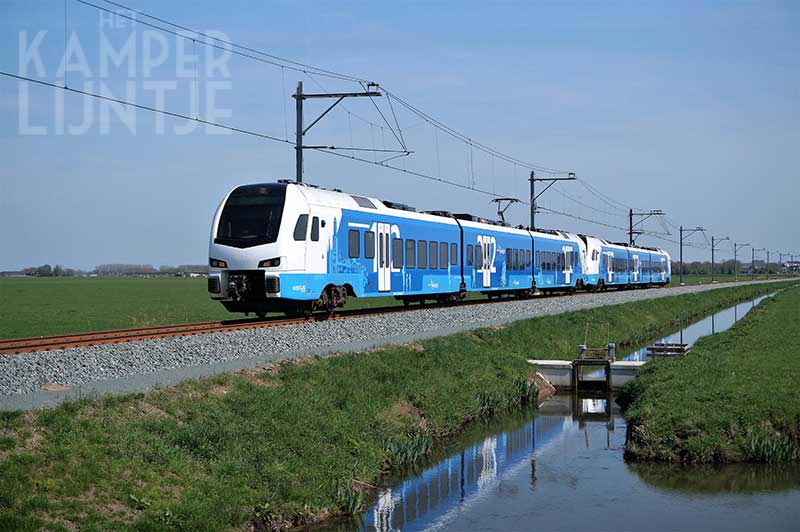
0 287 662 356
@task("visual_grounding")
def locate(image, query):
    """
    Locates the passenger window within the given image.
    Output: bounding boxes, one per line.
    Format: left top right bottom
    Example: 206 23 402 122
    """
311 217 320 241
450 243 458 265
364 231 375 259
439 242 448 269
392 238 403 268
348 230 360 258
514 249 520 271
418 240 428 269
467 244 474 266
526 249 531 267
429 241 438 270
506 249 512 270
406 240 416 269
293 215 308 241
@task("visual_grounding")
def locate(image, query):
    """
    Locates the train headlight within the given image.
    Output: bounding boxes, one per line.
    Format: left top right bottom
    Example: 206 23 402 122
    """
209 258 227 268
258 258 281 268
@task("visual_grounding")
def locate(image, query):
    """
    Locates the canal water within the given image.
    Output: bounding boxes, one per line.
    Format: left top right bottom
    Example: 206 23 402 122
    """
319 293 800 531
622 293 774 362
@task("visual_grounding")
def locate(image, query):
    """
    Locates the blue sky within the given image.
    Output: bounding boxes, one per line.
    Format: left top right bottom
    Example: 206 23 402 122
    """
1 0 798 270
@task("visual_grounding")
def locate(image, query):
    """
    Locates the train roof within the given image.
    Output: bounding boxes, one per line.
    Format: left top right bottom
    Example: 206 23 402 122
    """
273 180 666 251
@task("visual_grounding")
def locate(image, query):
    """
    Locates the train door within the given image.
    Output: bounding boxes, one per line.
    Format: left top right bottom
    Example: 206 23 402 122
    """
632 255 639 283
377 222 391 292
563 246 573 285
605 251 614 283
482 238 491 288
477 235 495 288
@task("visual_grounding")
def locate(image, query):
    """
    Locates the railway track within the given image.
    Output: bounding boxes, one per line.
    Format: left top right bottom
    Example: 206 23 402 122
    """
0 296 511 355
0 284 683 356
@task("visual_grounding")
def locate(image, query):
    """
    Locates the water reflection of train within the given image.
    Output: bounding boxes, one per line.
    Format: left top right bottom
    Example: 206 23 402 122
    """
207 181 671 316
361 395 615 532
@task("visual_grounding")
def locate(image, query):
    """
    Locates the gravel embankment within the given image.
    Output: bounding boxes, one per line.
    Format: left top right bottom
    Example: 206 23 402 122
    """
0 280 790 404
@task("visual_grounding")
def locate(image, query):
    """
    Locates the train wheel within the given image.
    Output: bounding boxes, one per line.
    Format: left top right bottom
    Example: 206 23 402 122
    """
256 311 267 319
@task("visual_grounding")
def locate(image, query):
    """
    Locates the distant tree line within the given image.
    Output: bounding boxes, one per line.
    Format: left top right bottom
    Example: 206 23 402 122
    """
16 264 208 277
671 260 784 275
20 264 82 277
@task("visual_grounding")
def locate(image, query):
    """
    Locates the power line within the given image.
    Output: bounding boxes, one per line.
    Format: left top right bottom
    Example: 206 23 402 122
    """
535 206 629 232
85 0 569 179
575 177 635 213
550 184 627 218
310 146 523 201
381 88 569 175
94 0 368 83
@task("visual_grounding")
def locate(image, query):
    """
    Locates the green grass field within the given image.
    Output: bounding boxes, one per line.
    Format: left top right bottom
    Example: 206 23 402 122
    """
620 285 800 464
0 277 231 339
0 282 786 531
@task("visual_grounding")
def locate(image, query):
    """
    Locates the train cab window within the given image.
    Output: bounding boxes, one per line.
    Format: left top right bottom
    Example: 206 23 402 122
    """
418 240 428 269
467 244 474 266
439 242 448 269
364 231 375 259
476 245 483 269
406 240 416 268
429 241 438 270
348 230 360 258
311 217 320 241
293 215 308 241
392 238 403 268
450 243 458 265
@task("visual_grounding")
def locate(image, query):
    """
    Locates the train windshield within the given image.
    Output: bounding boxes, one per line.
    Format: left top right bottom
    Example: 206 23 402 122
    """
215 184 286 248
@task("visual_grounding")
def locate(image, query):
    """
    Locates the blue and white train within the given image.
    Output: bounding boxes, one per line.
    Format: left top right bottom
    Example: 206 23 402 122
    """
207 181 671 316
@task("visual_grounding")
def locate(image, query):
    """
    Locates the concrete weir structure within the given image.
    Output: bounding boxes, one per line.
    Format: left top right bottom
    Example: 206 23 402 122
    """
528 359 646 391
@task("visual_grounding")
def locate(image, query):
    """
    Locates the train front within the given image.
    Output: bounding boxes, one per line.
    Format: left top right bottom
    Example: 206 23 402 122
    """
207 182 306 316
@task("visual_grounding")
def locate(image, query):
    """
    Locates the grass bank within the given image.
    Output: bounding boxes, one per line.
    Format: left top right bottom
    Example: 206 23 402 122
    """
619 285 800 464
0 282 786 531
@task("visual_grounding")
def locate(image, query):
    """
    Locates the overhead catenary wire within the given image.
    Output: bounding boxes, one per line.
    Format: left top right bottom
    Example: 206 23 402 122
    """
95 0 370 83
65 0 576 202
23 0 729 245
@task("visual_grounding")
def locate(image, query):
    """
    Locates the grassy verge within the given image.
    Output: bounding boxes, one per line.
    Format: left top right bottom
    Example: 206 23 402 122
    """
619 285 800 464
672 274 792 286
0 282 787 531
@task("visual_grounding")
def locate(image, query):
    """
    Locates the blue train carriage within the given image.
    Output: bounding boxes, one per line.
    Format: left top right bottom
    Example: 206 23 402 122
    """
598 241 631 288
455 215 534 298
644 247 671 285
627 245 651 286
532 230 583 292
208 182 464 315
